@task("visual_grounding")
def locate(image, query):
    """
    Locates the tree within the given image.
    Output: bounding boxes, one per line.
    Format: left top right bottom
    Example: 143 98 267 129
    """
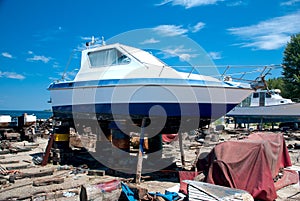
266 77 285 92
282 33 300 100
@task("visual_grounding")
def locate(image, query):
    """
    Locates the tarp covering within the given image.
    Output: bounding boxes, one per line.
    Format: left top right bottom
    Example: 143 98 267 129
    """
162 134 178 143
197 132 296 201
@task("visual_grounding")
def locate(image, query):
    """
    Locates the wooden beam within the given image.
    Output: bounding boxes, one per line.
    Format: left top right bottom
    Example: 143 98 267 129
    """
179 132 185 167
135 118 147 184
42 133 54 166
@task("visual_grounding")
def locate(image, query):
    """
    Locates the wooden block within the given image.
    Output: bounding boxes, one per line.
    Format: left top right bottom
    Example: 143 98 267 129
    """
87 169 105 176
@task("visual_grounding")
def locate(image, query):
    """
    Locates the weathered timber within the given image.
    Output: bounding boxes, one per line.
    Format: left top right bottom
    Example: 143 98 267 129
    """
126 183 148 200
0 160 19 164
5 164 29 170
87 169 105 176
15 169 54 179
42 133 54 166
33 177 64 186
31 189 79 200
81 180 122 201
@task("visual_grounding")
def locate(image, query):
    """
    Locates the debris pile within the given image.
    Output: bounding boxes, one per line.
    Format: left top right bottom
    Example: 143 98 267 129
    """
0 122 300 200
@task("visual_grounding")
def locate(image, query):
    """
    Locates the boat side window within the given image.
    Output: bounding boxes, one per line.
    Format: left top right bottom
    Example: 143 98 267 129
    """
253 93 259 98
266 93 271 98
88 48 131 67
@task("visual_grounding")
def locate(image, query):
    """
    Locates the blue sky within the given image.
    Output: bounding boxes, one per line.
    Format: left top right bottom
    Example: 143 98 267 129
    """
0 0 299 110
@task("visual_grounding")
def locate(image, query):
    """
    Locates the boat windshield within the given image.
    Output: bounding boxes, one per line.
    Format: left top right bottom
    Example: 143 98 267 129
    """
88 48 131 67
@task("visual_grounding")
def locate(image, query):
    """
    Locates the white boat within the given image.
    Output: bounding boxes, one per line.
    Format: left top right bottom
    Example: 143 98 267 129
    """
0 115 11 127
48 42 256 132
227 89 300 124
241 89 293 107
17 113 37 127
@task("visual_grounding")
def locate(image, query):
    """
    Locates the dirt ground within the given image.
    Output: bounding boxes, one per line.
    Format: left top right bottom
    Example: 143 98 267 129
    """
0 130 300 200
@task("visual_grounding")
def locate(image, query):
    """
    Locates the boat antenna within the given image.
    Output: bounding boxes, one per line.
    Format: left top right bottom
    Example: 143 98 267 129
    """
101 36 106 46
86 36 96 48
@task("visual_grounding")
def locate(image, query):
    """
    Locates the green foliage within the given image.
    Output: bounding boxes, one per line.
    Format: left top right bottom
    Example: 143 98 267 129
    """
266 77 284 91
282 33 300 100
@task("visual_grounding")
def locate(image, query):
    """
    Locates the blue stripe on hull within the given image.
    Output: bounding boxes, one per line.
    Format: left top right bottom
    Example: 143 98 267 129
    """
52 103 236 119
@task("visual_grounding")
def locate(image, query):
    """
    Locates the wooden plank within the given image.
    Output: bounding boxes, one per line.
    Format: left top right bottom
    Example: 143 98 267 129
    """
87 169 105 176
179 132 186 167
33 177 64 186
0 160 19 164
42 133 54 166
15 169 54 179
135 118 146 184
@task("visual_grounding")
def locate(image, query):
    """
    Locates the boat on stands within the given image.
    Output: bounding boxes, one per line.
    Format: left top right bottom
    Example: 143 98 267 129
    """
17 113 37 127
0 115 11 127
48 41 260 133
227 89 300 124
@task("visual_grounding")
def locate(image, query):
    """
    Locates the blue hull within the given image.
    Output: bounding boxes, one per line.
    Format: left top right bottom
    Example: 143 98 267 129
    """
53 102 236 132
53 103 236 118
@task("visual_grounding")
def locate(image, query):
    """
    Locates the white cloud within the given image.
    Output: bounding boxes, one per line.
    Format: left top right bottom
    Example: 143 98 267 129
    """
2 52 13 59
140 38 160 44
227 11 300 50
52 62 60 68
192 22 205 33
26 51 51 63
27 55 51 63
153 25 188 36
0 71 25 80
226 1 246 7
208 52 222 60
157 0 223 9
59 70 78 81
160 45 198 61
280 0 300 6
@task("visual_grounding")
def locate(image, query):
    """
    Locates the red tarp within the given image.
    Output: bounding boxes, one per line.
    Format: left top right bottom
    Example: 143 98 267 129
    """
162 134 178 143
197 132 297 201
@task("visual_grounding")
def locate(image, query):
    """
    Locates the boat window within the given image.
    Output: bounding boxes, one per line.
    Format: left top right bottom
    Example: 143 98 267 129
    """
253 93 259 98
88 48 131 67
266 93 271 98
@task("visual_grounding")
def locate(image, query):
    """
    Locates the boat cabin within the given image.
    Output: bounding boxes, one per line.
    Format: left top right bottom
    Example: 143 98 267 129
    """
241 89 293 107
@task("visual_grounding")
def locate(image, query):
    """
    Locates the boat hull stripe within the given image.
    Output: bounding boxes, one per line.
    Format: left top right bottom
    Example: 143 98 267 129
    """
48 78 249 90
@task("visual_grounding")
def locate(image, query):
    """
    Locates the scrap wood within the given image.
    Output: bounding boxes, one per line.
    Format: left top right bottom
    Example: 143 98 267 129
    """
42 134 54 166
126 183 148 200
31 188 79 200
185 180 254 201
0 160 19 164
0 181 32 193
15 169 54 179
81 180 122 201
33 176 64 186
87 169 105 176
0 165 8 175
5 164 29 170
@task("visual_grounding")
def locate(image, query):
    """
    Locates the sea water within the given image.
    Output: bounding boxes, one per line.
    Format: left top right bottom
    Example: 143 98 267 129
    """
0 110 52 119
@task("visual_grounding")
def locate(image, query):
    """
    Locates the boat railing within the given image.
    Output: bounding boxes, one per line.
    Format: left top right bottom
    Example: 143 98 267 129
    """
158 64 281 83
